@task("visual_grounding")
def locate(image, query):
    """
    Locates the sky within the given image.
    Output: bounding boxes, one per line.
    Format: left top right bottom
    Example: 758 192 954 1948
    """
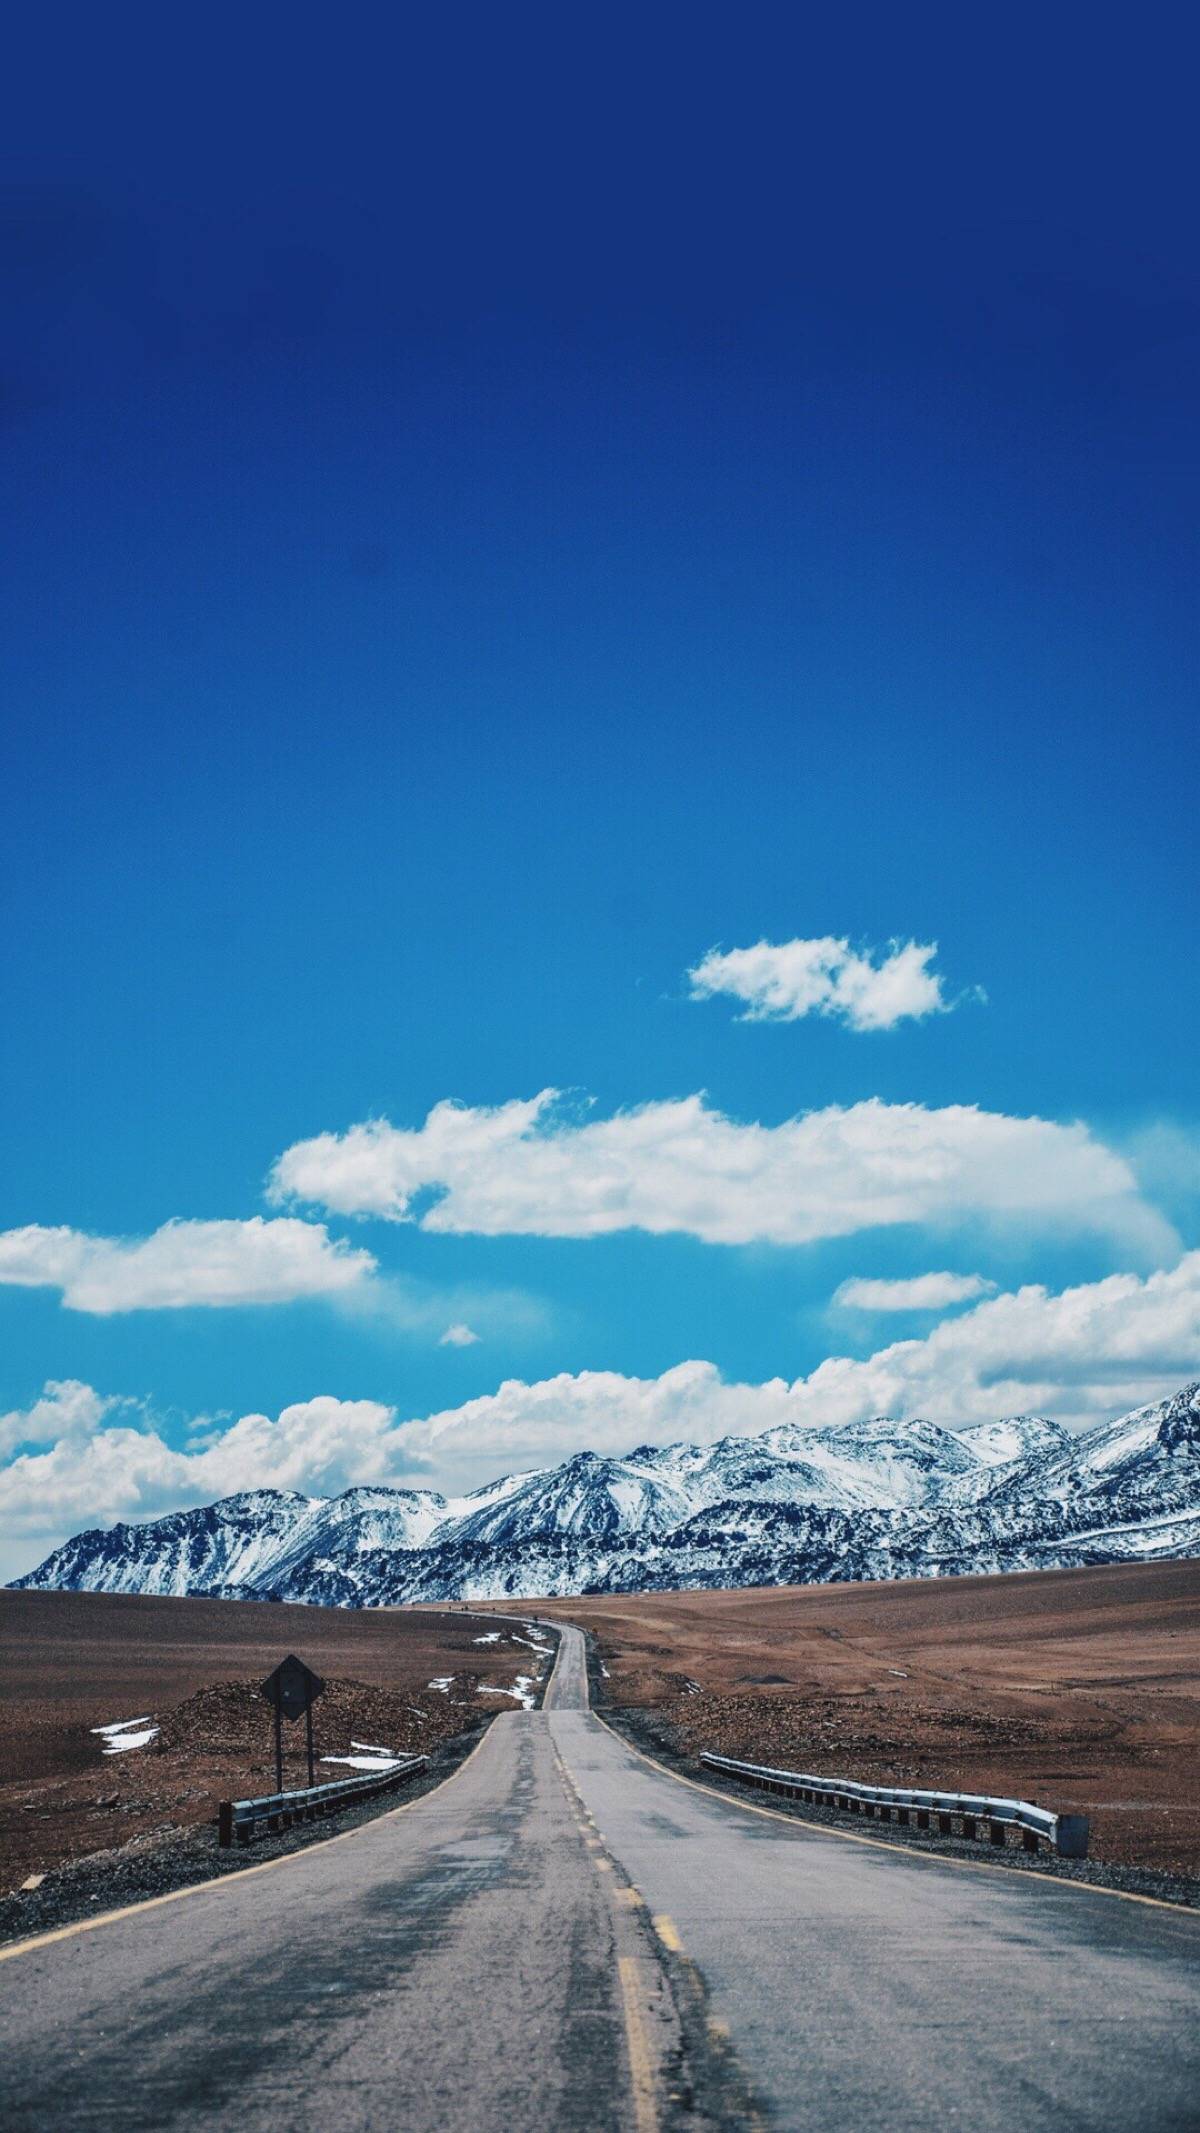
2 11 1198 1576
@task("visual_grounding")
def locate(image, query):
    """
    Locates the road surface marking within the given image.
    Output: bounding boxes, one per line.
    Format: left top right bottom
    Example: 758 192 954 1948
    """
652 1912 684 1952
553 1716 667 2133
0 1712 498 1965
617 1955 660 2133
586 1703 1200 1921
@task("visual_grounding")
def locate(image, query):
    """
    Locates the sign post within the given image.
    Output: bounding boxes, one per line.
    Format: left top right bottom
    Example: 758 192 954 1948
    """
260 1655 325 1795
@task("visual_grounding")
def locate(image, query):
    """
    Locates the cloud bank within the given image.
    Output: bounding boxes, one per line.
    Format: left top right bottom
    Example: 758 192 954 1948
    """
0 1217 375 1314
4 1253 1197 1574
687 935 955 1029
270 1092 1169 1253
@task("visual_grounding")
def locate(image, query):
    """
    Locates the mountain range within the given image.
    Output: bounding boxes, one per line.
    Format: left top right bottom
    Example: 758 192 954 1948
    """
14 1382 1200 1604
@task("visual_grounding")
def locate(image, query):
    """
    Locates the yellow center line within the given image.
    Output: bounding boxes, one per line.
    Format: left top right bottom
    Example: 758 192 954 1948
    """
616 1955 660 2133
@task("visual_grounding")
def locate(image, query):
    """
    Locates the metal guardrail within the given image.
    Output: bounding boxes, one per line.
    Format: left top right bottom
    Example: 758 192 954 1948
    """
699 1752 1089 1858
218 1756 429 1847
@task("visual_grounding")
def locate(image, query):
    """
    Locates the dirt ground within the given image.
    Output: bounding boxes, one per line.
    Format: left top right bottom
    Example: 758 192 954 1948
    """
0 1589 544 1891
536 1560 1200 1876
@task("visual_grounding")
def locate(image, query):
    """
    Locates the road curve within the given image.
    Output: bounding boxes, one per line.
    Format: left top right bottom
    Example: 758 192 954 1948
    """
4 1620 1199 2132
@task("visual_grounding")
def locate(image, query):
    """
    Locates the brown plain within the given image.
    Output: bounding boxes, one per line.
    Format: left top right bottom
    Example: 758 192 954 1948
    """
0 1588 532 1888
536 1559 1200 1875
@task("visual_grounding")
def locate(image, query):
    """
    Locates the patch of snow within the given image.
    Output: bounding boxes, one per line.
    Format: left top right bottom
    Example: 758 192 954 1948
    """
478 1674 537 1709
427 1676 454 1692
473 1632 501 1644
92 1717 160 1754
321 1751 405 1772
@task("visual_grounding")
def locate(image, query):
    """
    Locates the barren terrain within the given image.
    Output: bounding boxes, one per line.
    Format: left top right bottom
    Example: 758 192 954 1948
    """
0 1589 543 1894
535 1559 1200 1875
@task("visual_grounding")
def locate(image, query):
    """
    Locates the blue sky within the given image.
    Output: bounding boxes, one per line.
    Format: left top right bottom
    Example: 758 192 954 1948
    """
2 11 1198 1574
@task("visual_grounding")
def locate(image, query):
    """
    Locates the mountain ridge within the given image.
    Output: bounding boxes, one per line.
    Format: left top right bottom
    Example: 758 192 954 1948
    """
13 1382 1200 1604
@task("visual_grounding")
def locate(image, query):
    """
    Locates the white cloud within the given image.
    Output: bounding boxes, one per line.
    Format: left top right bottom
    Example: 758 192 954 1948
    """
0 1379 122 1459
787 1253 1200 1432
270 1091 1170 1253
374 1258 1200 1477
687 935 958 1030
0 1392 403 1558
189 1395 406 1495
392 1360 791 1486
5 1252 1198 1576
0 1217 376 1314
440 1322 481 1347
834 1272 997 1311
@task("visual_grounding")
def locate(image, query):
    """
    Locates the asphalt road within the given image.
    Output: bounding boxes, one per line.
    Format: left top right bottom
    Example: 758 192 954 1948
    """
1 1632 673 2133
4 1622 1199 2132
549 1629 1200 2131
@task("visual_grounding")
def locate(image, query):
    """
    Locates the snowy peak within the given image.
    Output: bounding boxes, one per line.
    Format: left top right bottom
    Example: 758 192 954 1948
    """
203 1489 314 1522
954 1415 1071 1467
446 1451 691 1545
1033 1383 1200 1495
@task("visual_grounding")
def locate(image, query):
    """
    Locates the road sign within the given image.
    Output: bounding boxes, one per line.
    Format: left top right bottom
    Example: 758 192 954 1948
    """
261 1654 325 1723
261 1656 325 1788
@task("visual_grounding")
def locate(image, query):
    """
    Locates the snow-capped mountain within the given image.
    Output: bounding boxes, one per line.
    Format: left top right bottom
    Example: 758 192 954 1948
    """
14 1383 1200 1605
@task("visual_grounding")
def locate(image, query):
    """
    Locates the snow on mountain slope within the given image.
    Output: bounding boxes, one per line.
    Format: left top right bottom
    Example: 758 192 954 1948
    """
442 1451 694 1546
13 1383 1200 1603
21 1490 314 1598
953 1415 1071 1467
245 1485 451 1591
1009 1383 1200 1515
617 1416 977 1516
755 1416 980 1505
